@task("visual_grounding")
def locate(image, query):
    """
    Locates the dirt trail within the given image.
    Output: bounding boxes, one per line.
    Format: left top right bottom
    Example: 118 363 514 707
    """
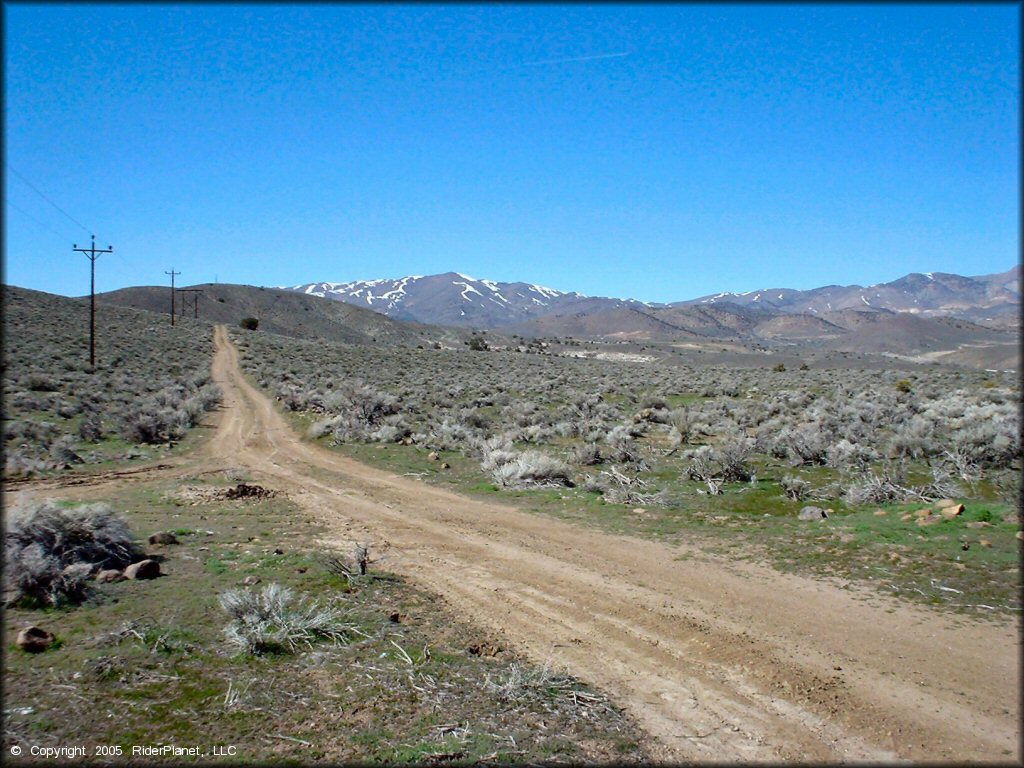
12 326 1020 762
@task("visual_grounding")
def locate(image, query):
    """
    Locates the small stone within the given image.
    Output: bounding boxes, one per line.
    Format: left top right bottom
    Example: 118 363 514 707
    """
96 569 124 583
428 452 439 461
1017 531 1024 541
966 521 992 529
124 559 160 580
900 513 913 522
939 504 965 519
440 462 450 470
148 532 179 545
979 539 992 548
16 626 55 653
914 508 933 518
798 506 828 521
242 575 261 586
874 509 888 517
916 515 941 527
934 498 958 509
273 548 284 555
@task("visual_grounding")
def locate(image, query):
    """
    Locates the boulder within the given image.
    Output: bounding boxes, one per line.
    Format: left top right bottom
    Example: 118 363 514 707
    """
96 569 124 583
148 532 179 545
16 626 55 653
124 559 160 580
934 498 959 509
940 504 965 519
798 506 829 521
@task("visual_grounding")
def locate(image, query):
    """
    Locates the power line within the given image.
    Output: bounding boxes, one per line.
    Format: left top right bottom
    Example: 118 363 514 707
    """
5 198 70 239
5 161 93 236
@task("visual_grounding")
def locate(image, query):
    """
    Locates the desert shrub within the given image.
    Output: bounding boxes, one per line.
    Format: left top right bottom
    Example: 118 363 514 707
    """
488 450 573 489
780 474 811 501
774 423 832 466
571 442 603 466
239 317 259 330
605 424 643 464
4 501 138 606
219 583 357 655
716 434 755 482
118 404 190 444
78 409 105 442
825 438 877 471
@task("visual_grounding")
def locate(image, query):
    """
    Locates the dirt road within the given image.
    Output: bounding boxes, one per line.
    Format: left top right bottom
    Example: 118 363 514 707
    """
16 326 1022 761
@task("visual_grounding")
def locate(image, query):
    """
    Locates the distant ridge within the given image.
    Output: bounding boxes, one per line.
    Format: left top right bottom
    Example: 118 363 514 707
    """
284 266 1019 330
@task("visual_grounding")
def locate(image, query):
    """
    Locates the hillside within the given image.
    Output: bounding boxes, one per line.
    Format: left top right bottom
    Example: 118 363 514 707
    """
94 283 467 348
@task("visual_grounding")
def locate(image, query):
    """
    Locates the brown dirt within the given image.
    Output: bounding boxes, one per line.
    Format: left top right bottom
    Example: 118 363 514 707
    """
8 325 1019 762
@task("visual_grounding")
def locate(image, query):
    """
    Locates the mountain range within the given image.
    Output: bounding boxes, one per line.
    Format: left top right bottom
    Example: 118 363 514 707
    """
284 267 1019 332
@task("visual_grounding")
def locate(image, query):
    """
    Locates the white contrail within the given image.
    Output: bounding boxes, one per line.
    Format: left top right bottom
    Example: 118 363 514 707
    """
524 52 629 67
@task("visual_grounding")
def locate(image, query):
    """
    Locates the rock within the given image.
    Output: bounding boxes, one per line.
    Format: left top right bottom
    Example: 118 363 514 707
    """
148 532 179 545
124 559 160 580
979 539 992 548
916 515 941 527
96 569 124 583
914 508 933 518
273 548 284 555
428 451 439 461
900 513 913 522
16 626 55 653
1017 531 1024 541
966 521 992 529
934 498 959 508
388 611 401 623
440 462 450 470
798 506 829 521
939 504 965 519
242 575 261 586
873 509 888 516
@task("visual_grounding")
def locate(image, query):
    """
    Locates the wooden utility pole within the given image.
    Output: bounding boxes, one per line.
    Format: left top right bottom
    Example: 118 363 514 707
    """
177 288 203 319
165 269 181 325
73 235 113 369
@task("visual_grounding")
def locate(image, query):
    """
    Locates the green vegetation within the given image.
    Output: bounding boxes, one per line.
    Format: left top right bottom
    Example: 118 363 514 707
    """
3 479 646 763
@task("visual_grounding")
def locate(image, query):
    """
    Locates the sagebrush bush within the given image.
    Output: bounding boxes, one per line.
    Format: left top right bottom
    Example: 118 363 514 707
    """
4 501 138 606
219 583 356 654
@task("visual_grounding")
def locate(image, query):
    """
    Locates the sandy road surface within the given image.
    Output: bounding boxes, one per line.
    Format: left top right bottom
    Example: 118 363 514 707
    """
10 326 1020 762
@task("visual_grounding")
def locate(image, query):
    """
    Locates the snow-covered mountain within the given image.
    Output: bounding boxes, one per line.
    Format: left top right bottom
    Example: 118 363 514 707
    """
676 267 1020 326
284 267 1019 331
283 272 639 328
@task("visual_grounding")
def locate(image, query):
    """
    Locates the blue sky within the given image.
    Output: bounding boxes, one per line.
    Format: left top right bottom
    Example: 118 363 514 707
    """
4 3 1019 303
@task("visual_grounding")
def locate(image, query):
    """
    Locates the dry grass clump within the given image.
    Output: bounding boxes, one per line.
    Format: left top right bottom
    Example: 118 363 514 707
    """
4 500 139 606
219 582 360 655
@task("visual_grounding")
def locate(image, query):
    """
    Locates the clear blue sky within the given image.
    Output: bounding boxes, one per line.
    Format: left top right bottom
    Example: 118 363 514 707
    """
4 3 1019 302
